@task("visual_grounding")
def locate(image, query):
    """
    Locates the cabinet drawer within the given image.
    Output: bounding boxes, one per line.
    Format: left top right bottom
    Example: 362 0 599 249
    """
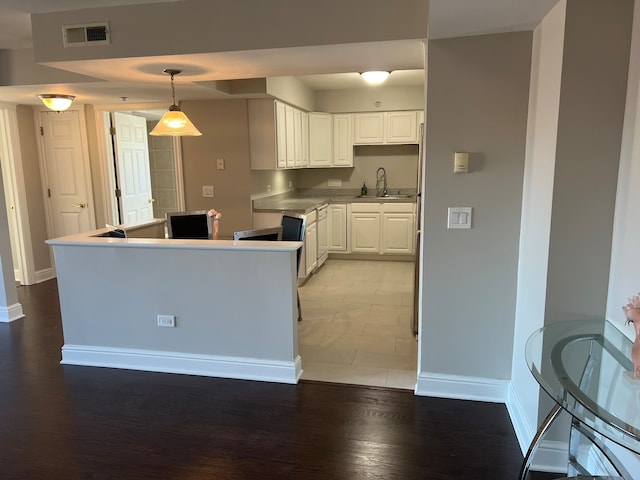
350 203 381 213
382 203 415 214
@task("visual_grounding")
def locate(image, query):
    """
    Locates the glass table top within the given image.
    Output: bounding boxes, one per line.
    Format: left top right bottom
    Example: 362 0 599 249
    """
526 320 640 454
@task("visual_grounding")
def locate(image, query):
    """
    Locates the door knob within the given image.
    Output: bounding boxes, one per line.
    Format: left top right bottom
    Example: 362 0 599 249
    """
148 198 155 203
72 203 86 208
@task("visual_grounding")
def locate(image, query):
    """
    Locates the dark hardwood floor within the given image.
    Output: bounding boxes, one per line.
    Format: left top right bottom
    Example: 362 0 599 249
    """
0 280 562 479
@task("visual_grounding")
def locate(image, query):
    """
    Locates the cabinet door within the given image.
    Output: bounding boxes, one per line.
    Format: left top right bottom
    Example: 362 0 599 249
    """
333 114 353 166
305 221 318 275
353 113 384 144
382 213 415 254
350 213 380 253
327 204 347 251
275 101 288 168
385 111 418 144
308 113 333 167
285 105 295 168
293 108 303 167
301 111 309 167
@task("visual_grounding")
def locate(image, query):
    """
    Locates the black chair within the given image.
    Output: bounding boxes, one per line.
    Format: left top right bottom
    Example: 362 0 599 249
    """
281 213 306 321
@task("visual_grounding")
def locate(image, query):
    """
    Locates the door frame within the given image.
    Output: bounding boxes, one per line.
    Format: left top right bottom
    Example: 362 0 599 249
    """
0 105 35 285
34 107 97 247
92 103 185 226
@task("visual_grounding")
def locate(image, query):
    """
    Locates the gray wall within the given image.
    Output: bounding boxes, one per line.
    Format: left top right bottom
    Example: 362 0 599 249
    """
544 0 634 324
422 32 533 379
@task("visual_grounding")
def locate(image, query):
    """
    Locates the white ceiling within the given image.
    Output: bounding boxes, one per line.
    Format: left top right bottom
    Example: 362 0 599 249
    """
0 0 560 106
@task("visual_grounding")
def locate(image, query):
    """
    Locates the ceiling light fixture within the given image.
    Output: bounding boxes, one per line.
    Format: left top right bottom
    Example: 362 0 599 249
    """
360 71 390 85
37 94 75 112
149 69 202 137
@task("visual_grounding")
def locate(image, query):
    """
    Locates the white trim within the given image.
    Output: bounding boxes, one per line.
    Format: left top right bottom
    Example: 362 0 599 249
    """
34 266 56 283
0 302 25 323
534 440 569 474
506 381 537 454
61 344 303 384
414 371 509 402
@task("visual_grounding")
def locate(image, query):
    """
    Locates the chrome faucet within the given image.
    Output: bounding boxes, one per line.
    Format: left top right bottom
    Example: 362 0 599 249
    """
376 167 388 197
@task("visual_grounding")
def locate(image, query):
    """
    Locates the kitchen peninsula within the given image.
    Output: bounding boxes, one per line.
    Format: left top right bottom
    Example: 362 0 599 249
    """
47 225 303 384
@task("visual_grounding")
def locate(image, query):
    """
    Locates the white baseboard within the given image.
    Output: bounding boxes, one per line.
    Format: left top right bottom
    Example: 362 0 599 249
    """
506 382 536 455
35 267 56 284
414 371 509 402
61 344 303 384
0 302 25 323
532 440 569 474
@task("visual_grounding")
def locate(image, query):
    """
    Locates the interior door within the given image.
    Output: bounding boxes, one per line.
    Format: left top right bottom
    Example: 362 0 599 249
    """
113 112 153 225
39 110 93 238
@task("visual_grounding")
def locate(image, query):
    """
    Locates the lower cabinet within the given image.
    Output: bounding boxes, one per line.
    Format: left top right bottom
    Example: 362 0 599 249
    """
327 204 347 252
349 202 415 255
304 209 318 275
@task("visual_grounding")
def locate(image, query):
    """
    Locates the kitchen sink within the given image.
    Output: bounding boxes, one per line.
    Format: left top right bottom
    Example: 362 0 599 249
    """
354 194 415 200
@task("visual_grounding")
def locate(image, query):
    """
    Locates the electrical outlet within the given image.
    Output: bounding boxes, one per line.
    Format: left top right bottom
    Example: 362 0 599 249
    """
157 315 176 327
266 184 272 193
216 158 225 170
203 185 214 197
288 180 293 188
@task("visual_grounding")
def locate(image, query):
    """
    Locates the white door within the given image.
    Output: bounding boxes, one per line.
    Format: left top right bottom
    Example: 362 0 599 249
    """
113 112 154 225
39 110 94 238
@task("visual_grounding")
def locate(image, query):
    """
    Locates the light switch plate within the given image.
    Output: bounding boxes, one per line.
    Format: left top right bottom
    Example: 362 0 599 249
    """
447 207 472 229
216 158 225 170
202 185 214 198
328 179 342 187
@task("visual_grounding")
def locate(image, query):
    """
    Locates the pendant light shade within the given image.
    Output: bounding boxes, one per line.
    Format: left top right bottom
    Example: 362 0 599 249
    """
38 94 75 112
150 69 202 136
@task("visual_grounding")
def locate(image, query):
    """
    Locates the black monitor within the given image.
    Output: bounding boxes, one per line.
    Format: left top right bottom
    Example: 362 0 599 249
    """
233 226 283 241
166 211 212 239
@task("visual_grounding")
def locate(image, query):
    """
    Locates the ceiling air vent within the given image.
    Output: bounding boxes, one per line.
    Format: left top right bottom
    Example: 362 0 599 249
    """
63 22 110 47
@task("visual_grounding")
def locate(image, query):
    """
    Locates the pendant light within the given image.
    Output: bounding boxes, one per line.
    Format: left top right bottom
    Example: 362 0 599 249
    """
37 94 75 112
149 69 202 136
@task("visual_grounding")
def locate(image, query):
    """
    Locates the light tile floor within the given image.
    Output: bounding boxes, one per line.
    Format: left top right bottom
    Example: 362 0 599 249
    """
297 259 418 390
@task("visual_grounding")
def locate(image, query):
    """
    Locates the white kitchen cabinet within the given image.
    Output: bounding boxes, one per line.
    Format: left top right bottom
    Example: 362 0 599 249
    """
308 112 333 167
350 203 381 253
275 101 288 168
316 205 328 267
301 111 309 167
327 203 347 252
350 202 415 255
249 99 309 170
353 113 384 144
385 111 418 144
332 114 353 167
352 111 423 145
305 218 318 275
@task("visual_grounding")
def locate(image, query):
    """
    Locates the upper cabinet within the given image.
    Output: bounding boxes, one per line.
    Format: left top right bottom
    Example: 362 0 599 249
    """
353 111 424 145
333 114 353 167
308 113 353 168
249 99 308 170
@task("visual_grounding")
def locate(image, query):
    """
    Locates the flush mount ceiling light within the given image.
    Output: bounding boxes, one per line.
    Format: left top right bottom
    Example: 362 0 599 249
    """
37 94 75 112
360 71 390 85
149 69 202 137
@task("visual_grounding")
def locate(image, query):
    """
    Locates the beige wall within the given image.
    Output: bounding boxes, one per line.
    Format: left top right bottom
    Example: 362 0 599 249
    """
180 99 252 237
295 145 419 191
15 105 50 272
316 86 424 113
421 32 533 380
